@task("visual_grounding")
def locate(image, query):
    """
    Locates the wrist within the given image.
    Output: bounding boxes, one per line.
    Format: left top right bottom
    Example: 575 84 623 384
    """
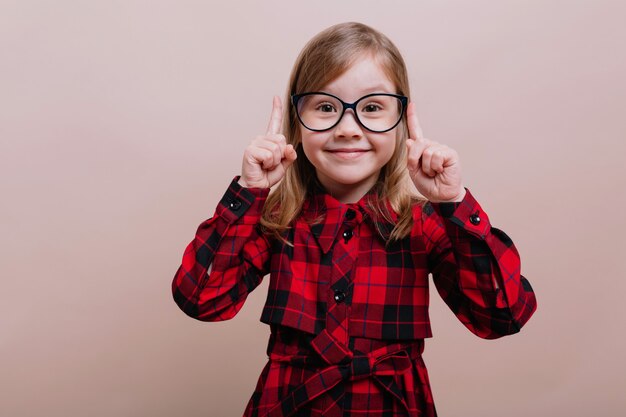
237 177 249 188
237 176 270 189
430 188 466 203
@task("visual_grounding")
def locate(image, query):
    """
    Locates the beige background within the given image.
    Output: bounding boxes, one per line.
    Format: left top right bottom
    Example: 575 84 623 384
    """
1 1 625 416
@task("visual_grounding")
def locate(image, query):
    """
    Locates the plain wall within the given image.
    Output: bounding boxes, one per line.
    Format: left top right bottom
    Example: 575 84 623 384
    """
1 1 625 416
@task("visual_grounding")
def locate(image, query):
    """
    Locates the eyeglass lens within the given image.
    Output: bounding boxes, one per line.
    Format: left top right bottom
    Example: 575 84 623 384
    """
296 94 403 132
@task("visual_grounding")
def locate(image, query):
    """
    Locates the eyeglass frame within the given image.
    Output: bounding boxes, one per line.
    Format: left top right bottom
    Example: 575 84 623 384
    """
291 91 408 133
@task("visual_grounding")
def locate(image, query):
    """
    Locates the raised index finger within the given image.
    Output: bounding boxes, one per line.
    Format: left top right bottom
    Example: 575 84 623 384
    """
266 95 283 135
406 101 424 141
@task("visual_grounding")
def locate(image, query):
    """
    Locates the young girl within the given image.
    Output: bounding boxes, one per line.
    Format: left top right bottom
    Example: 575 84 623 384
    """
172 22 537 417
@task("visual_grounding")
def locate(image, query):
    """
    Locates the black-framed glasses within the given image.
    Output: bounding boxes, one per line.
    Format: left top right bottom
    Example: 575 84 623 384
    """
291 92 408 133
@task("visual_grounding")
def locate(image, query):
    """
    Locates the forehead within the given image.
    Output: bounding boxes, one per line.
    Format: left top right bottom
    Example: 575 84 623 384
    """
320 54 396 101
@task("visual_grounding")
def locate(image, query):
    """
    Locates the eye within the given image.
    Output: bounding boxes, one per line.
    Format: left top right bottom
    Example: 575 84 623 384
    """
362 102 383 112
316 102 337 113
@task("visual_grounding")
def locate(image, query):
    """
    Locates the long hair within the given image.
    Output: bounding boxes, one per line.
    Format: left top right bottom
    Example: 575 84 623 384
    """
260 22 425 246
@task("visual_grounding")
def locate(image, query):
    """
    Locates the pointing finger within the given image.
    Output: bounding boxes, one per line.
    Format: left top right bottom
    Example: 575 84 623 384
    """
266 95 283 135
406 102 424 142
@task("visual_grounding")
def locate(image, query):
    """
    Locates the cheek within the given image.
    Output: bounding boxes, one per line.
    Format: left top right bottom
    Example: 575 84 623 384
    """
376 134 398 160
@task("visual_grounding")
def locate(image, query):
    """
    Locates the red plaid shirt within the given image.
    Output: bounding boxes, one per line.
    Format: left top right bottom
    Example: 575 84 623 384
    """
172 176 537 417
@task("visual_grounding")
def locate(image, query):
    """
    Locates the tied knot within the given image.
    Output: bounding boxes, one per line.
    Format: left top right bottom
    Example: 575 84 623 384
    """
310 329 414 380
265 329 423 417
346 355 371 381
340 350 412 382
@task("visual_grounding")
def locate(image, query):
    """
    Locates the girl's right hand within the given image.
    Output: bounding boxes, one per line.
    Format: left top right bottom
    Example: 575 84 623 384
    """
239 96 298 188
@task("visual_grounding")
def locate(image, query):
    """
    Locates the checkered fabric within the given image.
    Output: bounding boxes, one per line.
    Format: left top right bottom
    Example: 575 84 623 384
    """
172 176 537 416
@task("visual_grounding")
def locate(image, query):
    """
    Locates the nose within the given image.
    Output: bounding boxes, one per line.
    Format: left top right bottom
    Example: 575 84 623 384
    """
334 109 363 138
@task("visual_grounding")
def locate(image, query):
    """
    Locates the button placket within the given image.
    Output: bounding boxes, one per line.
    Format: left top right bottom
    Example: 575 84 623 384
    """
324 206 360 344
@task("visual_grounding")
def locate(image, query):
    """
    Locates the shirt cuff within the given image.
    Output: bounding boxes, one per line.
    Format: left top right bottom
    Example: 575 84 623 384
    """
429 187 491 240
215 175 271 224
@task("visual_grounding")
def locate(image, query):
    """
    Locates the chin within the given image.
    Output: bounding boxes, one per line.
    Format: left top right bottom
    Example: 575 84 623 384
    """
324 171 377 186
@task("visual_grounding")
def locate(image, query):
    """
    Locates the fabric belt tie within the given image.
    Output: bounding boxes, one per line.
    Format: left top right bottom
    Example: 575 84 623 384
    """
265 329 422 417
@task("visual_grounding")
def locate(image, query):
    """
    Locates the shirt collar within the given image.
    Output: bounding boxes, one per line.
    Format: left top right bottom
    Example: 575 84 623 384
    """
302 181 398 254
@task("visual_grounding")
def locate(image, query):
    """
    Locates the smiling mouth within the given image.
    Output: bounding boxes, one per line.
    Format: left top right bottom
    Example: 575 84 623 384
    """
326 149 371 159
326 148 371 152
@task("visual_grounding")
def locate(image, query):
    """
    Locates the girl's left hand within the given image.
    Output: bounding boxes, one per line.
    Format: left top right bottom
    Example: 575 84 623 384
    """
405 102 466 203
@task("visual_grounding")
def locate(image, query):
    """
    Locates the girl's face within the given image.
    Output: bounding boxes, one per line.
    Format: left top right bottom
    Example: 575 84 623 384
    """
300 54 398 203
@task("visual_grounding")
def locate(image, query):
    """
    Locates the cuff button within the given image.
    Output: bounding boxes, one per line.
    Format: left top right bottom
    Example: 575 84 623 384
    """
229 200 242 210
469 213 481 225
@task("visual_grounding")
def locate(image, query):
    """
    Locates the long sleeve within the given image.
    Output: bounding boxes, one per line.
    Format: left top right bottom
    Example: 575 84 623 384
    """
171 175 272 321
422 187 537 339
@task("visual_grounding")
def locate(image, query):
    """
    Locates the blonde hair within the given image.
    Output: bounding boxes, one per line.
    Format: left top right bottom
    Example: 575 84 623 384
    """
260 22 426 246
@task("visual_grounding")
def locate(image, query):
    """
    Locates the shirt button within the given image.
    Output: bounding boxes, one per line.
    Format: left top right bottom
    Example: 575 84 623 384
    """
342 229 353 243
469 213 481 225
334 290 346 303
345 209 356 220
229 199 242 210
